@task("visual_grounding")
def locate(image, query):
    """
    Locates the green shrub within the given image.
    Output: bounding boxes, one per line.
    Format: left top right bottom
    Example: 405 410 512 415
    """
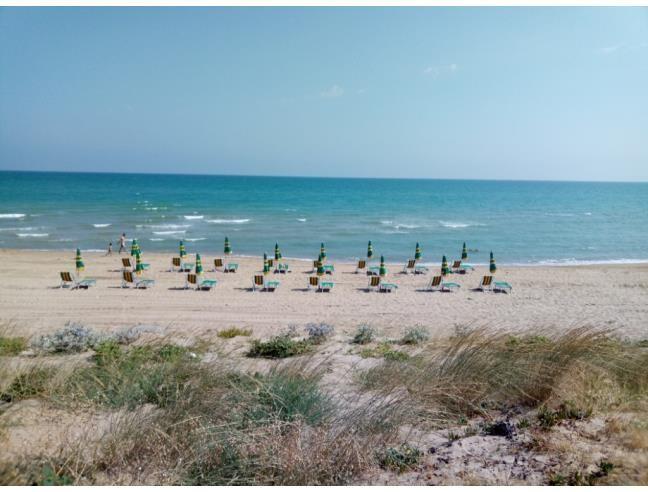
378 443 421 472
400 326 429 345
217 327 252 339
352 324 375 345
247 336 312 359
0 336 27 356
1 368 55 402
360 342 409 361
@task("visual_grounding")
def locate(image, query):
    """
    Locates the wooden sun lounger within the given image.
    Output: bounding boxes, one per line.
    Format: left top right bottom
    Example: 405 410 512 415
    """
185 273 218 291
426 275 460 292
122 270 155 289
308 276 334 292
355 259 367 274
252 274 280 292
60 271 96 289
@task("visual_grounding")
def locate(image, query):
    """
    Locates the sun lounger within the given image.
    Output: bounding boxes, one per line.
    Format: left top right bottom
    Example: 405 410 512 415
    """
367 276 381 291
308 276 334 292
426 275 460 292
379 281 398 293
186 273 218 291
171 257 193 272
414 264 429 274
355 259 367 274
60 271 96 289
312 260 318 273
274 263 291 274
123 257 150 271
494 281 513 294
452 260 474 274
476 275 494 292
401 259 416 274
253 274 280 292
323 264 334 275
213 258 224 271
367 266 381 276
224 262 238 273
122 270 155 289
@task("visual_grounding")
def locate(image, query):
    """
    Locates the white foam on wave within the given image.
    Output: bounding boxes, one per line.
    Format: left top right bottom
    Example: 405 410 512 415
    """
147 224 190 229
17 233 49 237
205 218 251 224
0 213 26 219
93 224 111 228
153 230 186 236
185 237 207 242
395 223 420 229
184 215 204 220
297 218 307 222
380 220 393 225
439 221 485 229
380 230 409 235
149 238 165 242
0 227 36 232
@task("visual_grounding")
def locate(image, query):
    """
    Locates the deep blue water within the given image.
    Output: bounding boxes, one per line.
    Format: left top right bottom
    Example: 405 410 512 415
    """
1 171 647 265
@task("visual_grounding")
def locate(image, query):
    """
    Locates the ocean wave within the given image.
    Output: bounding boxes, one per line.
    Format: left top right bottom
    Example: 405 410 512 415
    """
0 227 37 231
153 230 186 236
17 233 49 237
93 223 111 228
439 221 485 229
205 218 251 224
185 237 207 242
149 238 165 242
184 215 204 220
380 230 409 235
380 220 393 225
0 213 26 219
148 224 190 229
395 223 421 229
297 218 307 222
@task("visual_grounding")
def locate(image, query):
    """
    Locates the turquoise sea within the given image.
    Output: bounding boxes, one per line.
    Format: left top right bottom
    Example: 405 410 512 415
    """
1 171 647 265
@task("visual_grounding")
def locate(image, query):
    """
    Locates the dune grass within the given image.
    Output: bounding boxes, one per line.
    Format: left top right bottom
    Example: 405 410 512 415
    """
217 327 252 339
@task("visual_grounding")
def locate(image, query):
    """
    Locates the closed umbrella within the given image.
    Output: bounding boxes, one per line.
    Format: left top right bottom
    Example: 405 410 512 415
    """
461 242 468 260
135 252 144 276
414 242 422 261
367 241 373 260
195 253 203 275
316 253 325 276
179 240 187 258
379 255 387 277
274 242 282 263
75 248 85 275
441 255 449 276
320 242 326 262
130 239 139 257
263 252 270 276
224 237 232 255
490 251 497 273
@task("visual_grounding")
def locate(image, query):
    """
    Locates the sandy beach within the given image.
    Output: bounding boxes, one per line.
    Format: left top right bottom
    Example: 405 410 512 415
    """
1 249 646 340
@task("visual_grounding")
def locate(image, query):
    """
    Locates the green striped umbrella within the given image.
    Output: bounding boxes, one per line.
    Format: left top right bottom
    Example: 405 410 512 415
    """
379 255 387 277
130 239 139 257
320 242 326 262
441 255 449 276
179 240 187 258
367 241 373 259
414 242 422 261
135 252 144 276
461 242 468 260
195 253 203 275
263 252 270 276
315 253 323 276
224 237 232 255
274 242 282 262
75 248 85 274
489 251 497 273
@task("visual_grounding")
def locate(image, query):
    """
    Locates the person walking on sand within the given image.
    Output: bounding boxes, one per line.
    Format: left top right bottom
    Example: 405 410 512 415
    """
106 241 113 256
118 233 127 254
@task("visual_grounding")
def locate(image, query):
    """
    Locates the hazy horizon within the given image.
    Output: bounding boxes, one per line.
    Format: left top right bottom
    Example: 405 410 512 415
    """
1 7 647 181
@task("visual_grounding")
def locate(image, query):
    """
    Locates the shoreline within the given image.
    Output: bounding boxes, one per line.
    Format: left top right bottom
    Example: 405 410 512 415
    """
2 248 647 269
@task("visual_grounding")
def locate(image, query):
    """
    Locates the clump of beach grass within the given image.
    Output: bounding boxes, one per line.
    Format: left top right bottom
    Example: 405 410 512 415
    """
0 336 28 356
217 327 252 339
399 325 430 345
351 324 375 345
247 335 313 359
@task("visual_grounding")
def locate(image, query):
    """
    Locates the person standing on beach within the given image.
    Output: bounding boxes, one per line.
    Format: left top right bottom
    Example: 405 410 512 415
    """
106 242 113 256
118 233 126 254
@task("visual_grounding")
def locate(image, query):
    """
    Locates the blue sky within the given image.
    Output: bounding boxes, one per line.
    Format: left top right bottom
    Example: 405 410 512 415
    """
1 7 647 181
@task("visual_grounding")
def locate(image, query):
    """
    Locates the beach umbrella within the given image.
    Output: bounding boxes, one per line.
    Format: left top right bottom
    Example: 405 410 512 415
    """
130 239 139 257
320 242 326 262
195 253 203 275
274 242 282 262
224 237 232 255
135 252 144 276
75 248 85 275
367 241 374 260
414 242 422 261
379 255 387 277
441 255 449 276
490 251 497 273
263 252 270 276
461 242 468 260
179 240 187 258
316 253 325 276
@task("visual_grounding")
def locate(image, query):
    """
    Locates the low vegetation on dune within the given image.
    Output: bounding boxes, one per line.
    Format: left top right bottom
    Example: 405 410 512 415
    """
0 322 646 485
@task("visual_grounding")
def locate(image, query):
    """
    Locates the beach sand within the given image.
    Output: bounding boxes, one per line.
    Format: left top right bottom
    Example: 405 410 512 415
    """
1 249 646 340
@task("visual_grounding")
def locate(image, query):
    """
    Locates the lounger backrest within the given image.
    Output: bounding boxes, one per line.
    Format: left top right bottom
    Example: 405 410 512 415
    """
123 271 134 283
313 260 318 268
122 258 131 268
60 272 73 282
187 274 197 285
482 276 493 286
309 276 319 287
214 258 223 267
254 275 264 286
452 261 461 268
357 260 366 269
172 257 181 267
370 276 381 287
407 259 416 268
268 259 274 267
431 276 441 287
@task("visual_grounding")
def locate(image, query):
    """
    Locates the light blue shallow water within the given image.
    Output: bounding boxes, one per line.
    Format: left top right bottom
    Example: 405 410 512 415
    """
1 171 647 265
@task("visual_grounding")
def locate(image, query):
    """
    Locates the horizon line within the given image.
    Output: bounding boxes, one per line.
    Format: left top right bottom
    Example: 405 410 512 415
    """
0 168 646 184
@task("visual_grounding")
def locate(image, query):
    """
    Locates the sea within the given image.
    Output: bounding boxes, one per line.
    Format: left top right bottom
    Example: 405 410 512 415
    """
1 171 647 266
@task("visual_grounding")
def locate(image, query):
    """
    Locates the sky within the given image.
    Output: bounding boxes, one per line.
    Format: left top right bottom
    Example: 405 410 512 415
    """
0 7 647 181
